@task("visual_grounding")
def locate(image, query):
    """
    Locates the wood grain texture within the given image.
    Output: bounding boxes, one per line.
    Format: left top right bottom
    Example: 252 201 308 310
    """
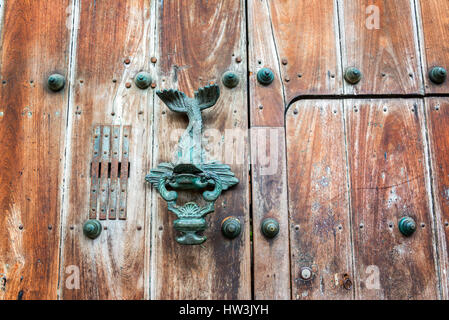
340 0 423 94
250 127 290 300
416 0 449 94
60 0 153 299
346 99 439 299
248 0 285 127
270 0 342 102
425 97 449 299
248 0 290 300
286 100 353 300
150 0 251 299
0 0 71 300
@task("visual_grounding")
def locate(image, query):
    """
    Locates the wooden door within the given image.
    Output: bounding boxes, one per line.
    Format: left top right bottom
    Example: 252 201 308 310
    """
1 0 449 300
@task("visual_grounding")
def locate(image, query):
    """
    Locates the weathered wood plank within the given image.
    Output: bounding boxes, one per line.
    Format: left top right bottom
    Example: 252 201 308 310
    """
60 0 153 299
416 0 449 93
248 0 287 127
424 97 449 299
286 100 353 300
150 0 250 299
0 0 72 300
250 127 290 300
248 0 291 300
340 0 423 94
346 99 439 299
269 0 342 102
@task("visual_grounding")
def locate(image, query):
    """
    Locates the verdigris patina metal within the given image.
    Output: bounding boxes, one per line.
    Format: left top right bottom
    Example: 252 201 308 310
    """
146 84 239 245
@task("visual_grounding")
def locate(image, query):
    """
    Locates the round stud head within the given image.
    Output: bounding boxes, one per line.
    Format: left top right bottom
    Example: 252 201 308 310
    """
134 71 152 89
344 67 362 84
222 71 239 88
221 217 241 239
261 218 280 239
83 219 102 239
257 68 275 85
429 66 447 84
47 73 65 92
398 216 416 237
300 267 313 280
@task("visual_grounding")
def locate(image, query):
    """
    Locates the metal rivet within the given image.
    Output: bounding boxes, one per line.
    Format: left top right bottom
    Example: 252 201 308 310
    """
134 71 152 89
300 267 313 280
261 218 279 238
429 66 447 84
235 56 242 63
124 58 131 65
83 219 102 239
257 68 275 85
150 57 157 64
343 274 352 290
344 67 362 84
222 71 239 88
398 216 416 237
281 58 288 65
221 217 241 239
47 74 65 92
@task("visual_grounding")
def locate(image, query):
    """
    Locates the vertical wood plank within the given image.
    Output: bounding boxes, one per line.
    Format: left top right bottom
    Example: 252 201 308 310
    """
416 0 449 93
60 0 153 299
346 99 439 299
250 127 290 300
151 0 251 299
425 97 449 299
269 0 342 102
286 100 353 300
0 0 72 300
340 0 423 94
248 0 286 127
248 0 291 300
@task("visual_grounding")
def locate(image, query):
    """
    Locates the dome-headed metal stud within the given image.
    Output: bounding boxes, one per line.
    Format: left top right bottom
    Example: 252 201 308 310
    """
134 71 152 89
344 67 362 84
83 219 102 239
47 73 65 92
429 66 447 84
398 216 416 237
222 71 239 88
300 267 313 281
257 68 275 85
261 218 279 239
221 217 241 239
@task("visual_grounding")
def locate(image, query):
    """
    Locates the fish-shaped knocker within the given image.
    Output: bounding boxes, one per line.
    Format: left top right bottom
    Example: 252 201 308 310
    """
146 84 239 245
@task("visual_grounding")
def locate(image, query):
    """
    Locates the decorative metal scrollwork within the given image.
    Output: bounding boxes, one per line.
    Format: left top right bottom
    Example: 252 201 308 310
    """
146 84 239 245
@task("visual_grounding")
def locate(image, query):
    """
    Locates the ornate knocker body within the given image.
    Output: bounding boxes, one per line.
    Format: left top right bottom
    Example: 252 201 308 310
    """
145 85 239 245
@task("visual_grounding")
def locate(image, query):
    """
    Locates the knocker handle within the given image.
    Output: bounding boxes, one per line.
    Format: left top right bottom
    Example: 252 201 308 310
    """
147 85 239 245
